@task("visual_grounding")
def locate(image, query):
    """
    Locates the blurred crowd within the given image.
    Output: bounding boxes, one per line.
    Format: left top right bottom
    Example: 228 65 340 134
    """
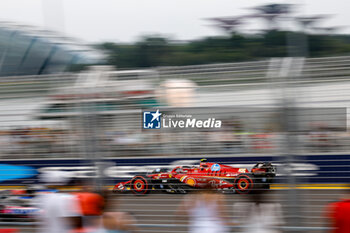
0 172 138 233
0 124 348 158
33 173 138 233
0 181 348 233
0 127 78 158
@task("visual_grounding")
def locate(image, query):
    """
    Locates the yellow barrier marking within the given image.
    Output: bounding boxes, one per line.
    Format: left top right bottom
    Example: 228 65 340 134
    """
0 186 25 190
270 184 350 190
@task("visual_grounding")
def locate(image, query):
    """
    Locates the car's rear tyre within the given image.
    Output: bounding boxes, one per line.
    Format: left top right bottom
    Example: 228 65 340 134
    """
131 176 151 195
234 174 255 194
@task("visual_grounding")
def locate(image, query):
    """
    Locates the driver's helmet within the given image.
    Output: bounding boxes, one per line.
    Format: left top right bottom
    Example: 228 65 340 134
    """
200 158 208 168
153 168 168 174
154 168 161 173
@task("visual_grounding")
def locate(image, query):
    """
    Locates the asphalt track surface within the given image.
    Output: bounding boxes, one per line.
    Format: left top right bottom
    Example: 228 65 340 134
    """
1 188 346 233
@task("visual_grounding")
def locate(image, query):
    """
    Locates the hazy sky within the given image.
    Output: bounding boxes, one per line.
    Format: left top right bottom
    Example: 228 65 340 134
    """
0 0 349 43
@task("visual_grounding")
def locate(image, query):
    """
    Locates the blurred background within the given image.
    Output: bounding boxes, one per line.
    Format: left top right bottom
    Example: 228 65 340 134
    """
0 0 349 232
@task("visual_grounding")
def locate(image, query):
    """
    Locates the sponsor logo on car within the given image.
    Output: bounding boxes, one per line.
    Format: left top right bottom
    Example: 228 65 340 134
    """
211 164 221 171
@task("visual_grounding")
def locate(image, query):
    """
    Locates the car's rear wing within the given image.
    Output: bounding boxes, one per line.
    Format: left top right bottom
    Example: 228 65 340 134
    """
251 162 276 176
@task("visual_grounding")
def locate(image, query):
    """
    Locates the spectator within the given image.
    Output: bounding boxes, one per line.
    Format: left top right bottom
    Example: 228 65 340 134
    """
73 181 105 232
35 171 82 233
232 190 284 233
326 190 350 233
92 194 138 233
176 189 230 233
97 212 137 233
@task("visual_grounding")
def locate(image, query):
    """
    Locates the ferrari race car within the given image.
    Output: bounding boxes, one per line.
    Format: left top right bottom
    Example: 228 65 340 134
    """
113 159 276 195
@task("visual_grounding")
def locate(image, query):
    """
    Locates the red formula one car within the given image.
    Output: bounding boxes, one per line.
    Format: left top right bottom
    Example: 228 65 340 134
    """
113 159 276 195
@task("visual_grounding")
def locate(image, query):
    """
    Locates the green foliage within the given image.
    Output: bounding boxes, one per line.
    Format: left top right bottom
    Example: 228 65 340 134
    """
97 31 350 68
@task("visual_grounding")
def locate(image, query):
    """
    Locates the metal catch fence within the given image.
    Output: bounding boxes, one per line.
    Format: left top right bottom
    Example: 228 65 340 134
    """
0 56 349 232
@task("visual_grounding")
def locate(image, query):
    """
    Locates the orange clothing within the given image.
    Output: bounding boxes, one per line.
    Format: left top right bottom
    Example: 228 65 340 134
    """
327 199 350 233
74 192 104 216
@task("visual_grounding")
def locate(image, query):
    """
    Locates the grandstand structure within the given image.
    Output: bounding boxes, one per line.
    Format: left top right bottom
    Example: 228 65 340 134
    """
0 21 104 76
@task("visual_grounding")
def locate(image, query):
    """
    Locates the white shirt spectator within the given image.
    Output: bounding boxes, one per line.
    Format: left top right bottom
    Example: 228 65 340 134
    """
36 192 82 233
178 192 229 233
233 202 284 233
